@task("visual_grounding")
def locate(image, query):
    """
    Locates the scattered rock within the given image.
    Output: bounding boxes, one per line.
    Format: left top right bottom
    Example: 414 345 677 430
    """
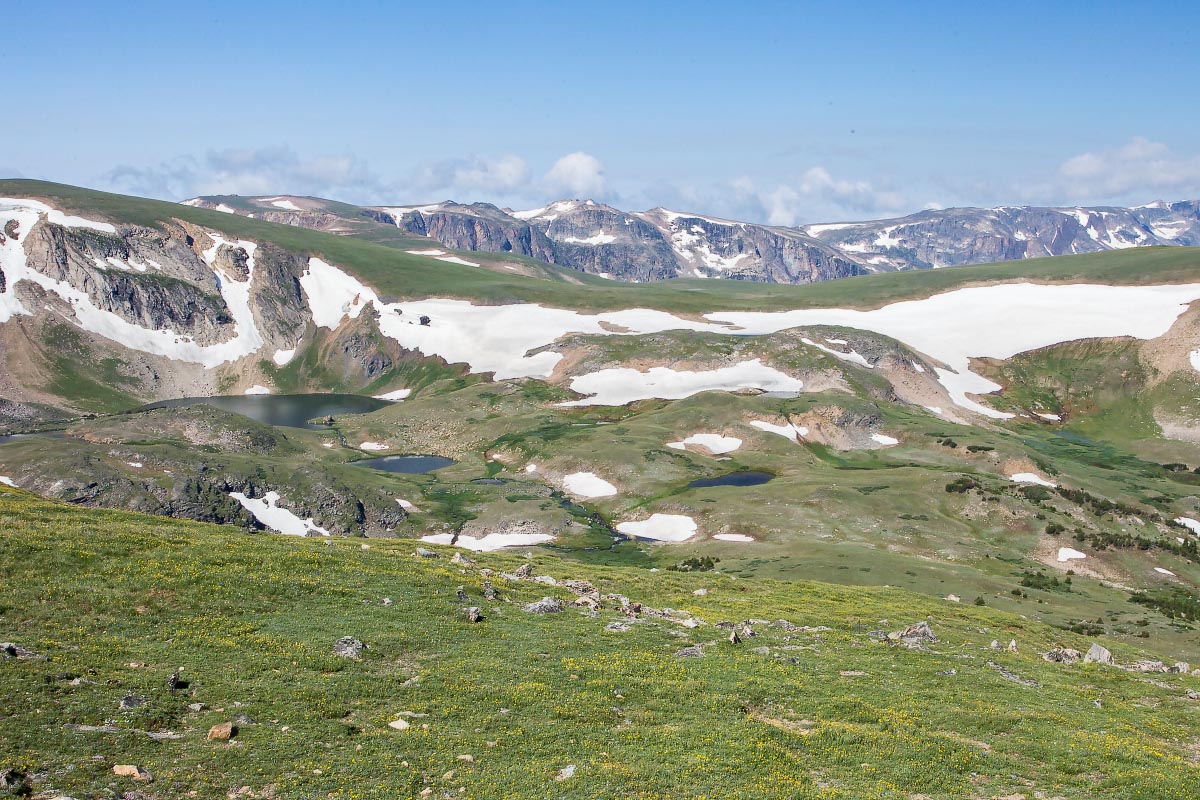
986 660 1039 687
522 597 564 614
388 718 411 731
1042 648 1082 664
167 671 188 691
899 621 936 641
605 622 631 632
451 552 475 565
465 607 484 623
945 594 961 603
415 548 438 558
119 695 147 710
555 764 576 781
234 713 256 725
1007 640 1018 653
382 597 393 606
729 629 741 645
188 703 207 712
1127 659 1166 673
482 582 498 601
1 642 41 660
456 586 470 602
0 768 30 795
513 563 533 579
673 645 705 658
693 588 709 596
1083 643 1113 665
1186 689 1200 701
457 754 474 762
208 722 236 741
532 575 558 586
564 579 599 597
333 637 366 659
112 765 153 782
1170 661 1190 674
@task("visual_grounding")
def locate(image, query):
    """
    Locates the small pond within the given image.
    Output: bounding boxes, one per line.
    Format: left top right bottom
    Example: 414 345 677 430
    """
134 394 392 429
352 455 456 474
687 471 775 489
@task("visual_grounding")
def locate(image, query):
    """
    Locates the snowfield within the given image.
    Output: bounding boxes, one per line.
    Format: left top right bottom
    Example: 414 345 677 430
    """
0 477 15 487
708 283 1200 419
374 389 412 401
1057 547 1087 562
713 533 755 543
230 491 329 537
559 360 804 406
616 514 698 542
748 420 809 441
420 532 556 552
1175 517 1200 535
870 433 899 446
666 433 743 454
1010 472 1057 488
296 258 1200 417
562 472 617 498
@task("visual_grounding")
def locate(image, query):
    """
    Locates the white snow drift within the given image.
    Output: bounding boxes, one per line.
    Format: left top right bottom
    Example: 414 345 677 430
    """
559 360 804 407
712 533 755 543
374 389 412 401
748 420 808 441
1010 472 1057 488
666 433 743 454
562 472 617 497
230 491 329 537
1057 547 1087 562
616 514 698 542
420 532 556 552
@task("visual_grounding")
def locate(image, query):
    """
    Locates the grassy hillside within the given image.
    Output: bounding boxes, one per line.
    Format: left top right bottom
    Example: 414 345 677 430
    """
2 486 1199 799
5 179 1200 314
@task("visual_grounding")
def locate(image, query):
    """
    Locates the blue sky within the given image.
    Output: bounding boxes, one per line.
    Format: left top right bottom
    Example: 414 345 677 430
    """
4 0 1199 223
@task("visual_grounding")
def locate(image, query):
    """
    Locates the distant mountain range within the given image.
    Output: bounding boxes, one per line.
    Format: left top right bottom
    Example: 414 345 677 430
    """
184 194 1200 284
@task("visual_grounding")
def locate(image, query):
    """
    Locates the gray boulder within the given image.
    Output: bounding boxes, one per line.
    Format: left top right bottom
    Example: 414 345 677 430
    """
1083 643 1113 665
522 597 564 614
333 636 366 659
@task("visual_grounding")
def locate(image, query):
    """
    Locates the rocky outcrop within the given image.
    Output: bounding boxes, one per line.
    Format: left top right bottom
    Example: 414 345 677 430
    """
190 194 1200 283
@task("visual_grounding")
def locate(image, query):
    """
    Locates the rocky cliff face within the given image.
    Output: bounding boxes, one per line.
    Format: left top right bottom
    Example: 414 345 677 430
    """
802 201 1200 271
377 199 864 283
188 194 1200 284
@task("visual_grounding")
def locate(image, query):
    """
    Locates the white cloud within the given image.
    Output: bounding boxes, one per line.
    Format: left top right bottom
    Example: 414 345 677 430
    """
106 146 385 203
544 151 606 198
409 153 531 199
1056 137 1200 202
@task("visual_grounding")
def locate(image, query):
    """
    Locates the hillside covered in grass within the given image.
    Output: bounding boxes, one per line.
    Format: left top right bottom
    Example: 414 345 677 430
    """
2 485 1199 799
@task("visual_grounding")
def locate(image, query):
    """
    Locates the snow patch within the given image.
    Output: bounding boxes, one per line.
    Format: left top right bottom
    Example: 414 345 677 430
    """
244 384 271 395
870 433 899 446
270 199 302 211
666 433 742 454
272 348 296 366
562 232 617 245
1034 411 1062 421
1057 547 1086 562
359 442 389 451
1154 567 1176 576
1175 517 1200 535
396 498 420 512
748 420 808 441
802 337 873 368
374 389 411 401
712 533 755 543
617 514 698 542
230 491 329 537
420 532 555 552
1010 472 1056 487
560 359 803 407
563 472 617 498
0 477 15 487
